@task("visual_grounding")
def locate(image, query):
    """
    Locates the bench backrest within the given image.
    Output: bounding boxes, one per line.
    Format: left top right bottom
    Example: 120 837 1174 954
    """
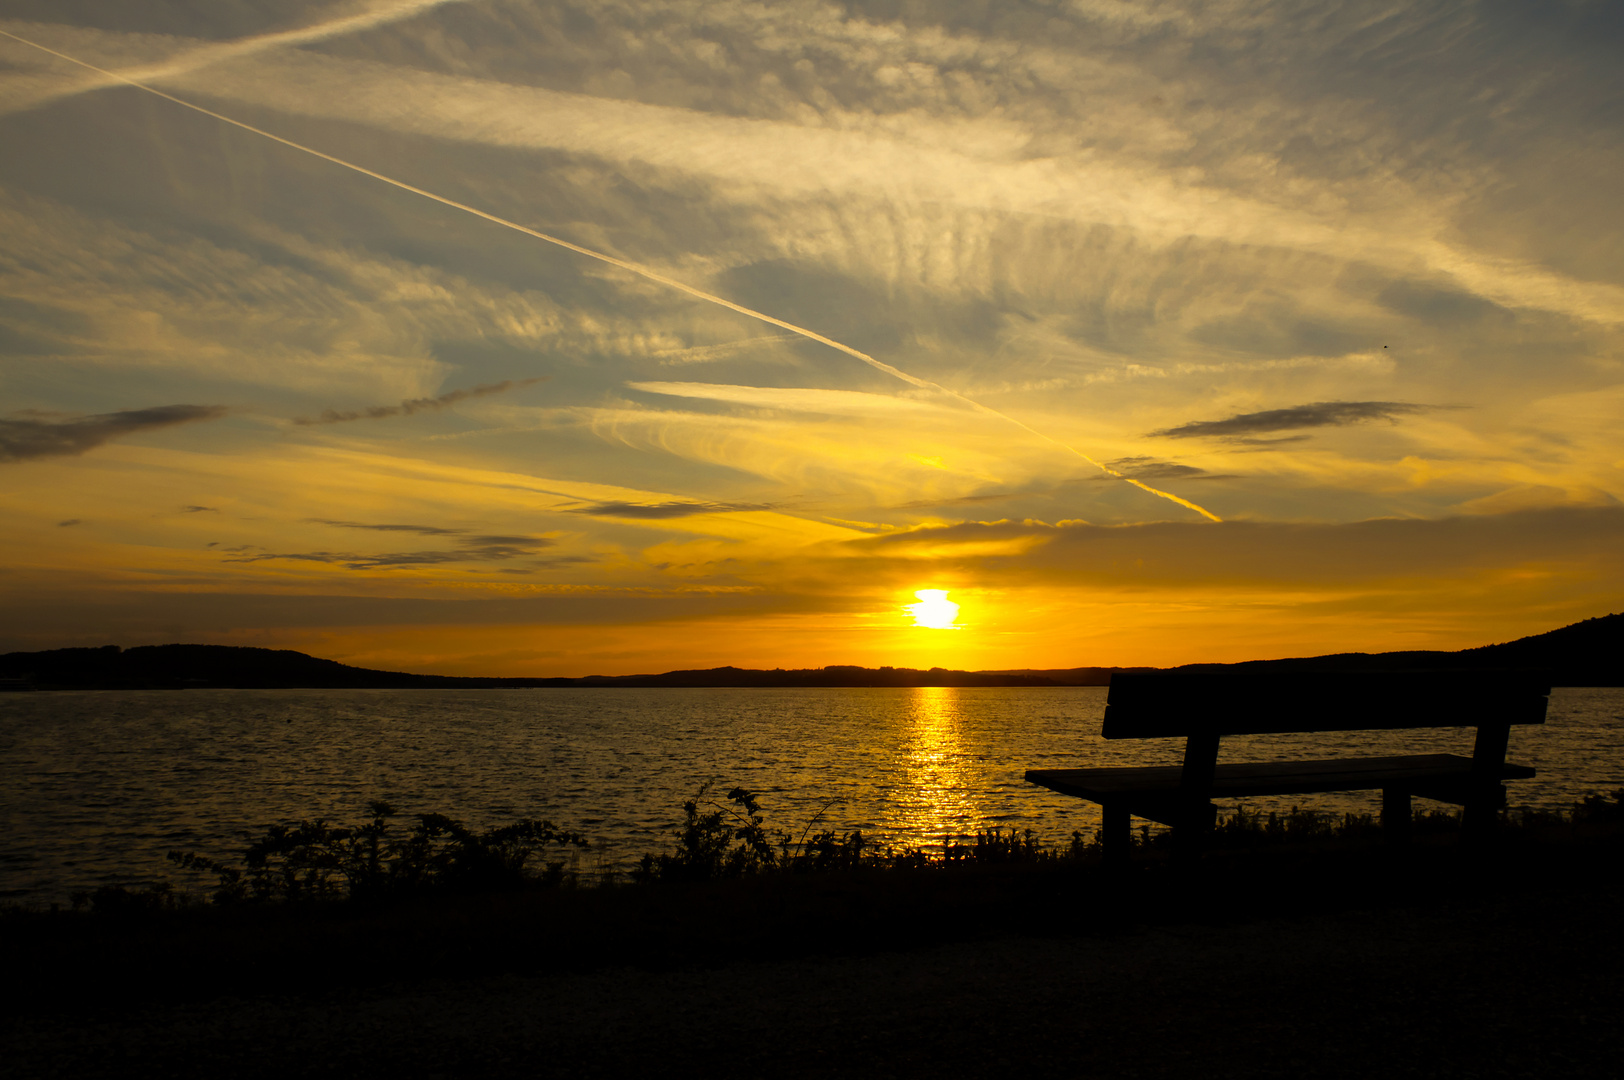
1102 670 1551 739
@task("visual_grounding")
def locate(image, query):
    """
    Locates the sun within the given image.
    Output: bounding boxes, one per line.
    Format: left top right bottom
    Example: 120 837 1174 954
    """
905 589 961 630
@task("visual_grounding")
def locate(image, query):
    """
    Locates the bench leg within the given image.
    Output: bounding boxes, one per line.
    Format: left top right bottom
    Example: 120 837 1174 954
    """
1102 803 1131 865
1464 722 1511 844
1382 788 1411 846
1463 782 1504 842
1172 801 1216 862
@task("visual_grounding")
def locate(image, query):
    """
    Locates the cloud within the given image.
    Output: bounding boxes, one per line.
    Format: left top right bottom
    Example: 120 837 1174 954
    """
0 190 602 398
0 404 229 462
310 519 462 536
897 491 1025 509
654 335 800 366
181 505 217 513
1101 457 1238 482
852 507 1624 589
1148 402 1454 440
626 383 948 417
225 535 555 570
225 519 560 569
293 378 545 425
56 519 80 527
569 500 772 520
0 1 479 117
133 29 1624 327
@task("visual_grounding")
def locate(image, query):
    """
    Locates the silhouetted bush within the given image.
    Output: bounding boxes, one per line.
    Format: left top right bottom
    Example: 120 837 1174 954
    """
1573 788 1624 824
629 784 1088 882
70 881 184 915
631 784 779 882
164 801 587 904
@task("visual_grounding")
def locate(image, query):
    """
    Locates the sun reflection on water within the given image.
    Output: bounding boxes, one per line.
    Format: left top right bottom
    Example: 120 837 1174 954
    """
889 686 977 849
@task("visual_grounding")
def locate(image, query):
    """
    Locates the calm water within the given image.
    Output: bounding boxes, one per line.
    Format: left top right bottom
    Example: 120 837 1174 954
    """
2 686 1622 904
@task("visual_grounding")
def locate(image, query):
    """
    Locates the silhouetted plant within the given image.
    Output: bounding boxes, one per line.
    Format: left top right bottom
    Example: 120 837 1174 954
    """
1573 788 1624 824
70 881 184 915
792 828 869 872
942 828 1047 864
635 787 1094 880
167 801 587 903
632 783 782 881
1511 805 1568 829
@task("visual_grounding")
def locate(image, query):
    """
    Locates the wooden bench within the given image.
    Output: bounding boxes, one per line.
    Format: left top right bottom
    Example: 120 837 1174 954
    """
1025 670 1550 862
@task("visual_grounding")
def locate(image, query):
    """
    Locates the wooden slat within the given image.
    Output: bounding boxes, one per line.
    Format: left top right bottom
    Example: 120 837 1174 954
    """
1025 753 1535 803
1101 670 1551 739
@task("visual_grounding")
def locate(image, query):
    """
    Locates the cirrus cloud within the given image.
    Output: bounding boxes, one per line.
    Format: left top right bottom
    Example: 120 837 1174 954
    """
293 378 546 425
0 404 228 463
1148 401 1459 442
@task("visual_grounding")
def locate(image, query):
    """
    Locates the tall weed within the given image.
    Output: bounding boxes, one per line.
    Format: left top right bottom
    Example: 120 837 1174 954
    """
162 801 586 905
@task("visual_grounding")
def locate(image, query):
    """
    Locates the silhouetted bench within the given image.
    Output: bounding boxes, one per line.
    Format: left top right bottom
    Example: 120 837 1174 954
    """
1025 670 1550 862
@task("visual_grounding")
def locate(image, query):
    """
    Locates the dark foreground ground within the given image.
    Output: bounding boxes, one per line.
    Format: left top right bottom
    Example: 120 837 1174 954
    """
5 833 1623 1078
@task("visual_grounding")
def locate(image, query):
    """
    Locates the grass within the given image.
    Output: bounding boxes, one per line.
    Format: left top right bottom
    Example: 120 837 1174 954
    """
3 787 1621 1018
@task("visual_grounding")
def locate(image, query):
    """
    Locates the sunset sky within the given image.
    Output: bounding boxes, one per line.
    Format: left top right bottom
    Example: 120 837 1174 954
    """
1 0 1620 675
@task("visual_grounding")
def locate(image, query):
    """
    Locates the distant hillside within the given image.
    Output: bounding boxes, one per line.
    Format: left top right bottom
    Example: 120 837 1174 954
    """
1 612 1619 689
1169 612 1623 686
0 644 475 691
0 646 1063 690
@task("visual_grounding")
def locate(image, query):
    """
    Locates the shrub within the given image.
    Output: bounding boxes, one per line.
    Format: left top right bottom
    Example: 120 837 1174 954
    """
70 881 184 915
1573 788 1624 824
633 787 1092 881
168 801 587 903
632 783 780 882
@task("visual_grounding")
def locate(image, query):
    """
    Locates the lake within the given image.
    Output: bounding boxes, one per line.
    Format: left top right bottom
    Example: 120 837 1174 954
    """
3 686 1621 905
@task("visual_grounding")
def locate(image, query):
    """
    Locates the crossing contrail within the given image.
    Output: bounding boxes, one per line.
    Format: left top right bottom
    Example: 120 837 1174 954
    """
0 1 475 117
0 27 1223 523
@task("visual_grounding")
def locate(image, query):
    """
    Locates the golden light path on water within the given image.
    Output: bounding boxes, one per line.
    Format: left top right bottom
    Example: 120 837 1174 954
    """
891 687 977 845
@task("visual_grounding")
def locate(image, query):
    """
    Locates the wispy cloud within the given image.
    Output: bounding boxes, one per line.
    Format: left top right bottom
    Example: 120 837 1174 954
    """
0 0 476 117
1148 402 1455 441
225 536 555 570
569 500 772 520
134 34 1624 327
654 335 800 366
221 518 561 569
0 405 228 463
309 519 461 536
896 491 1026 509
293 379 546 425
627 382 946 417
1102 457 1238 482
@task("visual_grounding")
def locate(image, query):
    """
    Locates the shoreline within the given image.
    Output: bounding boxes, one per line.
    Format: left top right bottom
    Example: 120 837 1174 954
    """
5 615 1622 688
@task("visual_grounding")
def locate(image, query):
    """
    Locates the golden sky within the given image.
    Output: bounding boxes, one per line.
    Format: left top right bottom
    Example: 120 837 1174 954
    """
1 0 1621 675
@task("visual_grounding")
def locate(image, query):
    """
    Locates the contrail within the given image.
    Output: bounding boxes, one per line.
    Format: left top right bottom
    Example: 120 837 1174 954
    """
0 0 474 116
0 28 1222 523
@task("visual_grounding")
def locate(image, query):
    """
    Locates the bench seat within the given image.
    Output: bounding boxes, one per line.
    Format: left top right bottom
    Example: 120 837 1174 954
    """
1027 753 1535 826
